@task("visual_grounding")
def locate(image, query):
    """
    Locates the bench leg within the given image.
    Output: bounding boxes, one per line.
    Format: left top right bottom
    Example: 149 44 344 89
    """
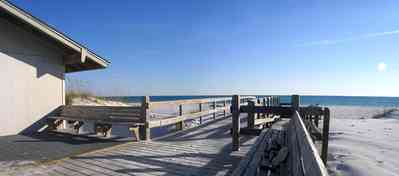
176 121 184 131
95 124 112 137
129 127 140 141
139 123 150 141
73 121 84 134
105 126 112 137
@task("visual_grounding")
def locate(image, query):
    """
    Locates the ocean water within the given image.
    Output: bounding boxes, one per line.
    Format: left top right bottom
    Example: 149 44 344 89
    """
107 95 399 107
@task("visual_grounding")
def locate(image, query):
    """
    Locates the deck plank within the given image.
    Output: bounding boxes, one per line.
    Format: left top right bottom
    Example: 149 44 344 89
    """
5 115 258 176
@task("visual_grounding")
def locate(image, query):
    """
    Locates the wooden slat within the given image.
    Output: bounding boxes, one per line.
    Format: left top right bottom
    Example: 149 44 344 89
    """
240 106 292 115
231 129 270 176
148 107 227 128
51 105 144 123
150 96 255 108
254 116 278 125
300 107 324 116
287 111 329 176
150 98 231 108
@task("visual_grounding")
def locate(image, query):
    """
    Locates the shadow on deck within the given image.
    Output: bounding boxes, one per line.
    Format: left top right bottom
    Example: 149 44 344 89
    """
0 132 128 162
2 114 258 176
68 114 257 176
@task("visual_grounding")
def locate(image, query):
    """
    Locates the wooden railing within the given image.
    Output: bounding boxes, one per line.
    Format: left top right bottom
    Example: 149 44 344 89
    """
48 96 255 140
231 94 331 176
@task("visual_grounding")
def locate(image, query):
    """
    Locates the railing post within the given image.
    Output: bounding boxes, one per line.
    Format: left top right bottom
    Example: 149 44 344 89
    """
256 98 261 119
272 96 275 106
315 115 320 127
176 104 184 130
277 96 280 106
268 97 271 107
232 95 240 151
262 98 266 118
140 96 151 141
223 99 227 117
321 108 330 164
199 103 203 124
248 101 255 129
292 95 300 112
213 101 217 120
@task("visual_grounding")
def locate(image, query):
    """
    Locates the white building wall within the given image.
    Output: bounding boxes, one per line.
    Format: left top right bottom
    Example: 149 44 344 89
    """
0 18 65 136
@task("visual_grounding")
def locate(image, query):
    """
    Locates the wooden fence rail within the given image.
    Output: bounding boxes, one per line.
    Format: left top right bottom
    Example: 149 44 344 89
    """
231 95 330 176
48 96 255 141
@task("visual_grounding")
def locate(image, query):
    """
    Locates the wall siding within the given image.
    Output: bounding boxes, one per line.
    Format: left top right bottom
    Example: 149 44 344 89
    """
0 18 65 136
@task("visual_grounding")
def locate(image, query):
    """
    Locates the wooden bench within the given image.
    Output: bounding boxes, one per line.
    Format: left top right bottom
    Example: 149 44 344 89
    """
47 105 145 140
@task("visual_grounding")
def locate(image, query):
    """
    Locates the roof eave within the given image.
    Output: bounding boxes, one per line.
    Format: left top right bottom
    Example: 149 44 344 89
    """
0 0 110 72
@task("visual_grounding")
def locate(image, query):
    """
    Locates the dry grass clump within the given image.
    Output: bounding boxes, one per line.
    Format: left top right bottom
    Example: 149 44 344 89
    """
65 90 95 105
65 78 102 105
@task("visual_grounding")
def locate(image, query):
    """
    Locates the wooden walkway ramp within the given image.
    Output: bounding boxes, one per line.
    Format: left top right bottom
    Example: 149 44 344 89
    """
8 115 258 176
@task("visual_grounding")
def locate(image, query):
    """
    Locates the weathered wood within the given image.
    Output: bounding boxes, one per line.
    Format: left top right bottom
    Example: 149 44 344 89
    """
240 128 262 136
288 111 329 176
199 103 203 124
280 102 291 106
148 107 227 128
247 101 255 129
300 106 324 116
129 126 140 141
321 108 330 164
175 104 184 130
254 116 278 126
213 101 217 120
139 96 151 141
51 105 143 123
223 100 227 117
232 128 271 176
232 95 240 151
149 96 256 108
315 115 320 127
292 95 300 111
94 123 112 137
240 106 293 115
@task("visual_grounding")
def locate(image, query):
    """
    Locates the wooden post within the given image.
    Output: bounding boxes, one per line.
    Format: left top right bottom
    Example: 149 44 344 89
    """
315 115 320 127
256 99 261 119
199 103 203 124
223 100 227 117
232 95 240 151
268 97 271 107
270 96 274 106
139 96 151 141
248 101 255 129
262 98 266 118
292 95 300 112
272 96 276 106
277 96 280 106
176 104 184 130
321 108 330 164
213 101 217 120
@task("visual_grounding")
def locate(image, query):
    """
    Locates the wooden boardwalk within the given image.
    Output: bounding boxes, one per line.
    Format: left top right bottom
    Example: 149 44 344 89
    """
6 115 258 176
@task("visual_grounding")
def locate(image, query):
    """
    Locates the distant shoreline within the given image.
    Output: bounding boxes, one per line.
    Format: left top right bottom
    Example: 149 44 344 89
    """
104 95 399 107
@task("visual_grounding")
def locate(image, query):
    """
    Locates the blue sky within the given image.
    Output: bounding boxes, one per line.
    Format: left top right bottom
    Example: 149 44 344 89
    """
11 0 399 96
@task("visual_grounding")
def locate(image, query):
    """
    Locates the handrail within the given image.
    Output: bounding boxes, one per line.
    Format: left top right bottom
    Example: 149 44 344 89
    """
150 96 255 108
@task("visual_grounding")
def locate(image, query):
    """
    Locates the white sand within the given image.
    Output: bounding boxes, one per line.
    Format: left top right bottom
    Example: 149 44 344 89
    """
328 106 399 176
71 97 133 106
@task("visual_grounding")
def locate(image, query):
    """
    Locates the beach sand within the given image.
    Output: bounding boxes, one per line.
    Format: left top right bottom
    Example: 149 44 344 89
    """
328 106 399 176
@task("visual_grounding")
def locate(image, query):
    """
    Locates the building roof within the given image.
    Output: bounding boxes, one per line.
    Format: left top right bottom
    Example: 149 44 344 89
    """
0 0 110 73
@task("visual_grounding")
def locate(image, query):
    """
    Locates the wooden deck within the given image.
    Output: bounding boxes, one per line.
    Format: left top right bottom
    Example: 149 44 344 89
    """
6 115 258 176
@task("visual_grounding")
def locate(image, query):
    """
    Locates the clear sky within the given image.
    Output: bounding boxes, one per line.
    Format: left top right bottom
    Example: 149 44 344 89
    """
10 0 399 96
